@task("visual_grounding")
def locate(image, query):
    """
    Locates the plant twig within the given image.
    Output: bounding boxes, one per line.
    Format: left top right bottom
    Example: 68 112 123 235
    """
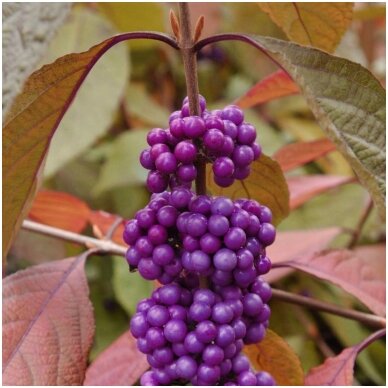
347 197 374 248
22 220 127 256
22 219 386 329
271 288 386 329
178 2 206 196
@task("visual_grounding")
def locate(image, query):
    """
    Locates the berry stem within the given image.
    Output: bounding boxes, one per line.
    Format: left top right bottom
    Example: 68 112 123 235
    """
177 3 206 196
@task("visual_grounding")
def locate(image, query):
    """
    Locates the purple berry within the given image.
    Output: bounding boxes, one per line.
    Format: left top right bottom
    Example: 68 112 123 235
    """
213 157 235 178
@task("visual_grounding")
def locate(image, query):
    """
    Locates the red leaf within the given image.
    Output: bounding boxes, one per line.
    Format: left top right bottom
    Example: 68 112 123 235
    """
273 139 336 172
236 70 299 108
28 190 91 233
276 248 386 316
89 210 125 245
265 227 342 283
84 331 148 386
2 252 95 385
288 175 354 209
305 329 386 385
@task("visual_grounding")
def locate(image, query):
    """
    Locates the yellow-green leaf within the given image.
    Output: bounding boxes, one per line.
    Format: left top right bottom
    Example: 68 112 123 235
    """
258 2 354 52
244 329 305 386
207 154 290 225
97 3 164 49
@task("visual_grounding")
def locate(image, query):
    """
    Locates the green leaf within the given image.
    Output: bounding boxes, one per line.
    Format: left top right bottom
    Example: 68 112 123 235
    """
248 35 386 218
125 83 170 127
93 130 149 195
43 7 130 177
207 154 290 225
112 256 153 316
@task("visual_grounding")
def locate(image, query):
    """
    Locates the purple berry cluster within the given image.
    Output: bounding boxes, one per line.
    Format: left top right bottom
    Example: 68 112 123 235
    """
124 94 277 385
140 96 261 193
123 189 275 287
131 279 275 386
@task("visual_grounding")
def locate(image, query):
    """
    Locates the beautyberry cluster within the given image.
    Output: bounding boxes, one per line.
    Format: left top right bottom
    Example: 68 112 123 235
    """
124 95 277 385
131 279 275 386
123 189 275 287
140 95 261 192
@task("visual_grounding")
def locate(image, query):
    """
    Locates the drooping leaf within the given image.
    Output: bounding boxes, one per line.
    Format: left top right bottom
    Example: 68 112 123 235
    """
276 248 386 316
244 329 304 386
236 70 299 108
258 3 354 52
84 331 148 386
265 227 342 283
28 190 91 233
93 130 149 195
288 175 354 210
2 30 176 259
305 329 386 386
43 7 130 177
243 35 386 216
2 251 95 385
2 3 71 115
112 256 153 316
274 139 336 172
89 210 125 246
207 154 289 225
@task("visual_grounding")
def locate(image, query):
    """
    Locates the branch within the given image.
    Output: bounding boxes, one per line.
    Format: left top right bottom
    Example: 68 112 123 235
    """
271 288 386 329
22 219 386 329
22 220 126 256
347 197 374 248
178 3 206 196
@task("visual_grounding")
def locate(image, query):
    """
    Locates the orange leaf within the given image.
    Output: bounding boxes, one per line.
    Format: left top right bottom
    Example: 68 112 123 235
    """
277 248 386 316
258 3 354 52
288 175 354 209
244 329 304 386
236 70 299 108
274 139 336 172
2 252 95 385
89 210 125 245
28 190 91 233
265 227 341 283
305 329 386 385
84 331 148 386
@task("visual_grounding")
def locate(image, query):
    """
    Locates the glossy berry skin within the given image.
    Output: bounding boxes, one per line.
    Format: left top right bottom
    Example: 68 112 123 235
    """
128 95 277 386
140 95 263 192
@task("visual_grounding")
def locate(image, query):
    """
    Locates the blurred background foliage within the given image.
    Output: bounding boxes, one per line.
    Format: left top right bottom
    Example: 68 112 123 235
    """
7 2 385 384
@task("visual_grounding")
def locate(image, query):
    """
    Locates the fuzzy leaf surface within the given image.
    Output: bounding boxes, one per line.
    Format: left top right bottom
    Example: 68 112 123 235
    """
277 248 386 316
265 227 342 283
207 154 289 225
84 331 148 386
244 329 304 385
2 3 71 115
2 252 95 385
305 329 386 385
248 35 386 218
